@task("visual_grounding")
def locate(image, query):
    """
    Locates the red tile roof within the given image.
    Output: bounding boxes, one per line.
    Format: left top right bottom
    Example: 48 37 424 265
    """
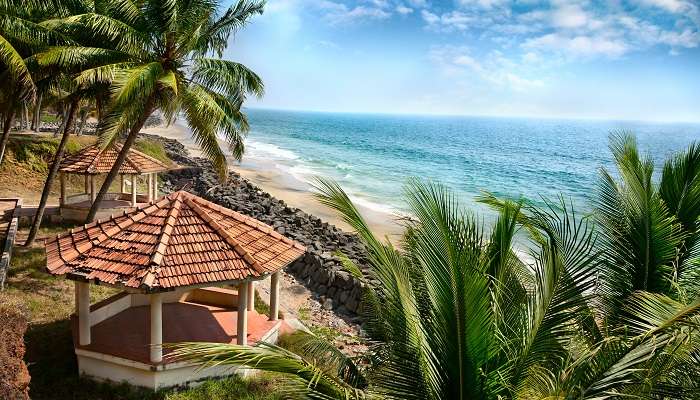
45 191 306 291
59 144 170 175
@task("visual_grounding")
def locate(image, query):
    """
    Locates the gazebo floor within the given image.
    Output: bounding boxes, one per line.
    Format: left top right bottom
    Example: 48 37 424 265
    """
73 301 281 365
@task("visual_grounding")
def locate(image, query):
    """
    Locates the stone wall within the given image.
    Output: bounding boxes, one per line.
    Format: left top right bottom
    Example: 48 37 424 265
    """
150 135 368 315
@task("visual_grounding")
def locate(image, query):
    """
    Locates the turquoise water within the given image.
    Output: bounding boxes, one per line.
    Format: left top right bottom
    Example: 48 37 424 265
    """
240 108 700 218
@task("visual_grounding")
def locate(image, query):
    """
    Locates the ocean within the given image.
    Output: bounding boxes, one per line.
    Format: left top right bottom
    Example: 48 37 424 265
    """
239 108 700 221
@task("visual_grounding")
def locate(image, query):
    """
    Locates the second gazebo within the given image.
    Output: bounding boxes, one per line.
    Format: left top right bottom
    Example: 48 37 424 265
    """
58 144 172 222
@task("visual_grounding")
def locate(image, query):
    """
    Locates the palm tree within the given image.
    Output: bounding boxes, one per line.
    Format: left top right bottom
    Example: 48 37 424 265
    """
595 132 700 318
170 177 700 399
0 0 40 163
23 83 84 246
40 0 265 222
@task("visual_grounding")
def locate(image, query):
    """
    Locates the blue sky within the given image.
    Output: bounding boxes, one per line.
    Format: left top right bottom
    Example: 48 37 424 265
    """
226 0 700 122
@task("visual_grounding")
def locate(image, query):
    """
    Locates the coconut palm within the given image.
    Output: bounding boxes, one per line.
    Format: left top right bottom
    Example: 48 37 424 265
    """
0 0 41 163
595 132 700 320
23 81 91 246
39 0 265 222
170 177 700 399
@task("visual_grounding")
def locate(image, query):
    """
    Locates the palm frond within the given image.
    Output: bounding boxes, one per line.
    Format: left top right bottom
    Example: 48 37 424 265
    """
192 57 264 98
168 342 371 399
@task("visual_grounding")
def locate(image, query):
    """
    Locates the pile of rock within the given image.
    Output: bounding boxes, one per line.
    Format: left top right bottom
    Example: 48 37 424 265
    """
147 134 369 315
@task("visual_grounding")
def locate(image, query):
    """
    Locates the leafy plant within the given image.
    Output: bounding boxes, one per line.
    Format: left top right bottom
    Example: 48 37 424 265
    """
170 165 700 399
36 0 265 222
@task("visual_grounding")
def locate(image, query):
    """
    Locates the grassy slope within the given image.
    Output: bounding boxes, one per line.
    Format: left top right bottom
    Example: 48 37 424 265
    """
0 134 284 399
0 133 174 203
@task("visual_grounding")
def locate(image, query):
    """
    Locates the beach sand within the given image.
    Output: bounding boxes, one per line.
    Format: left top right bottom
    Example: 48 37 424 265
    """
143 123 405 241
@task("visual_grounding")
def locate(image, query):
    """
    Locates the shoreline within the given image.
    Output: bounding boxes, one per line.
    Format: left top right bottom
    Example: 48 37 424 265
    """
143 123 405 240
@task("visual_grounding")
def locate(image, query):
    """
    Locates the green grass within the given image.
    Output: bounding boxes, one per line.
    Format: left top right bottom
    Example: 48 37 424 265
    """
5 134 88 173
40 114 60 123
165 373 285 400
135 138 172 164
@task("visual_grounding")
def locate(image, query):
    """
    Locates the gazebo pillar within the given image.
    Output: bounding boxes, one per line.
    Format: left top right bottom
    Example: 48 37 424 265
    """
147 174 153 202
150 293 163 363
84 175 89 194
89 175 96 204
120 174 125 193
247 281 255 311
76 281 91 345
270 271 280 321
131 174 137 207
59 173 66 206
237 282 248 345
153 173 159 199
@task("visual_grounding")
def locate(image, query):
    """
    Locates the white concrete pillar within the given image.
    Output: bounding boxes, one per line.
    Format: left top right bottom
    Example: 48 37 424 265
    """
150 293 163 363
147 174 153 202
59 173 66 206
131 175 137 207
153 174 158 199
84 175 89 194
89 175 96 204
77 281 91 345
247 281 255 312
74 280 79 314
270 271 280 321
120 174 125 193
237 282 248 346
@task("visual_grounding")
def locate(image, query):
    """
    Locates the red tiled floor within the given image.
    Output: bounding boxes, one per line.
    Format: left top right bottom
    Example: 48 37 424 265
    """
73 302 279 364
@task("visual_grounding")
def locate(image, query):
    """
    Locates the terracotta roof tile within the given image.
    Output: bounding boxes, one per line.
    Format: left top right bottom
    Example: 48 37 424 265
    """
45 191 306 291
59 144 171 175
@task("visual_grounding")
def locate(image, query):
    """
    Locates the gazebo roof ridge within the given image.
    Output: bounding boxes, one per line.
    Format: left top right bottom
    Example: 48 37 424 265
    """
59 143 171 175
46 190 306 291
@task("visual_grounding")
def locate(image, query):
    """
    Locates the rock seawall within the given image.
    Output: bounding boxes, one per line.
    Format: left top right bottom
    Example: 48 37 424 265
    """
148 134 368 315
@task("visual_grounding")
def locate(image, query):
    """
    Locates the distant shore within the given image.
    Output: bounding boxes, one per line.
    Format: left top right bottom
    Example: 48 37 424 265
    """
142 122 405 240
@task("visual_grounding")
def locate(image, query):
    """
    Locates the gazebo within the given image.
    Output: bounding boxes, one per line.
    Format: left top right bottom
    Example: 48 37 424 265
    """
45 191 306 389
58 144 172 222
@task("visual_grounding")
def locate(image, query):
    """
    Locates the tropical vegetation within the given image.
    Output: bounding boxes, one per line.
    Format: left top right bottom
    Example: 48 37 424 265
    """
172 133 700 399
0 0 264 242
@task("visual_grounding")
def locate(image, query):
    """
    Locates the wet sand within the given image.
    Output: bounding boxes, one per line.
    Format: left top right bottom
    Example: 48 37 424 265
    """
143 123 405 240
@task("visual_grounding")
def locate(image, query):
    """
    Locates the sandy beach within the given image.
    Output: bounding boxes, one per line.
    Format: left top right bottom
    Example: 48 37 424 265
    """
143 122 405 240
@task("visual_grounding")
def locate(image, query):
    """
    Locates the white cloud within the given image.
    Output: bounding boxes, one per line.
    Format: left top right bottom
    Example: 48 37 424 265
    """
396 5 413 14
422 10 477 31
318 1 391 24
457 0 509 8
523 33 629 58
618 15 700 51
636 0 694 13
430 46 544 92
522 51 541 63
551 4 590 29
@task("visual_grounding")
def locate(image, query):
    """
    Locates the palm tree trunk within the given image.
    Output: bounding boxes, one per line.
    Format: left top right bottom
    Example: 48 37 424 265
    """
77 111 86 136
0 110 17 165
31 93 42 132
85 101 155 223
55 106 68 138
24 99 80 246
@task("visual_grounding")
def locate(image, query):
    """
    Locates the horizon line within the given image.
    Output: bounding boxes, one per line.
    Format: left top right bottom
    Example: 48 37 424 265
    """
244 106 700 126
